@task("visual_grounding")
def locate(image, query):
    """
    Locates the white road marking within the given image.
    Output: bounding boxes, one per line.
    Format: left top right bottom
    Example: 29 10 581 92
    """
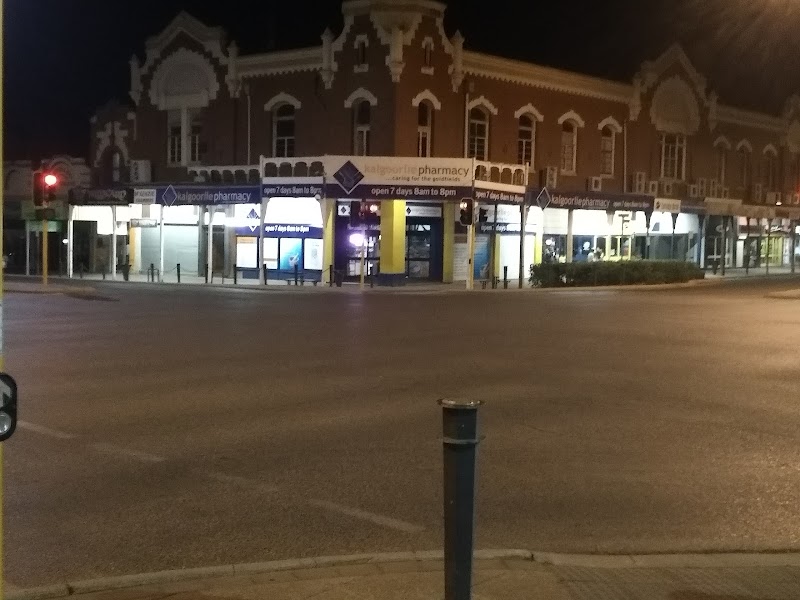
307 498 425 534
90 443 165 463
17 421 76 440
199 470 280 493
198 469 424 534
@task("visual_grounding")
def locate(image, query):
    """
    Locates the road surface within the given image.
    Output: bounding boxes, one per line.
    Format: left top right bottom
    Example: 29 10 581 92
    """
5 279 800 586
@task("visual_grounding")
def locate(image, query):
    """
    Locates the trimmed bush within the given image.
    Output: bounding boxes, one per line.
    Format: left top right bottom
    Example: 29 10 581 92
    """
529 260 704 288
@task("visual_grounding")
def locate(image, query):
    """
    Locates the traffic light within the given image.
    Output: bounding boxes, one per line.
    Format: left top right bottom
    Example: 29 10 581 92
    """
32 171 45 207
350 200 379 227
44 172 59 205
478 207 488 223
459 199 474 225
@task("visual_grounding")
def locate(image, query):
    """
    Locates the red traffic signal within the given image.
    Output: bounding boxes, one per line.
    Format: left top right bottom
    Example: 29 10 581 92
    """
43 173 58 187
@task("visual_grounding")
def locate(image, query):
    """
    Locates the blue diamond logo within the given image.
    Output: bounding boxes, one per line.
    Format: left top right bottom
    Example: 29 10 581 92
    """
162 185 178 207
333 160 364 194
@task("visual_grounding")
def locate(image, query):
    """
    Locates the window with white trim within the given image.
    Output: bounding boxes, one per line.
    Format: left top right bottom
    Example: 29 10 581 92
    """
468 107 488 161
417 102 432 158
423 40 433 69
715 144 727 185
353 100 371 156
189 109 202 163
764 150 777 190
600 125 615 176
560 120 577 174
167 110 182 165
273 104 296 158
517 115 534 168
660 133 686 180
739 147 751 188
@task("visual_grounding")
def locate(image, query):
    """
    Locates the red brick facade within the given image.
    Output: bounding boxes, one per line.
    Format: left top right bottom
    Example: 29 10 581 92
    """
91 1 800 206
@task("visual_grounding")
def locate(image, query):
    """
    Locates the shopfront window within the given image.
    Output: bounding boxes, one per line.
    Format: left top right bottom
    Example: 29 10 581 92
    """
468 108 488 161
406 223 431 278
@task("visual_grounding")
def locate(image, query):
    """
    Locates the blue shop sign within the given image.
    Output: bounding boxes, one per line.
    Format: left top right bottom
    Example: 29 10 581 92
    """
155 185 261 206
262 182 324 198
530 188 654 212
324 183 472 201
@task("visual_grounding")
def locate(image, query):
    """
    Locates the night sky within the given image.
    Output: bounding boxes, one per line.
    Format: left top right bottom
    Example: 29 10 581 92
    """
4 0 800 161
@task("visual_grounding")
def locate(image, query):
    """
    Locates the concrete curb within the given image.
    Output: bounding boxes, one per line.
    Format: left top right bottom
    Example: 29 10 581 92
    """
5 550 531 600
11 549 800 600
766 289 800 299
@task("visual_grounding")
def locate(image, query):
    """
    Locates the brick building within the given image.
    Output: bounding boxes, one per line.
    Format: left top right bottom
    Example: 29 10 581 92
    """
73 0 800 284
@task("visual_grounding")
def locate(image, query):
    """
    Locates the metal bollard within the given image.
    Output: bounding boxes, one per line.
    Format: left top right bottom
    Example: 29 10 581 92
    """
503 266 508 289
149 263 155 282
329 265 334 287
439 398 482 600
263 264 268 285
205 263 209 284
177 263 181 283
234 267 238 285
294 263 299 286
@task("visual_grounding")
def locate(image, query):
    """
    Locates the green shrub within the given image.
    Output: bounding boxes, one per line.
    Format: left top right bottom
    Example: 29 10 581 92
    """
529 260 704 288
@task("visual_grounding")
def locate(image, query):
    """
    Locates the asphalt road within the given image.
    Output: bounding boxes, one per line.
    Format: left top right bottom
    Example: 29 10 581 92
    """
5 278 800 587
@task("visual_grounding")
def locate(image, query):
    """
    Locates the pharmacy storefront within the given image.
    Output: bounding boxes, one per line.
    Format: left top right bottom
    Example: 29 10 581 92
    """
533 191 700 264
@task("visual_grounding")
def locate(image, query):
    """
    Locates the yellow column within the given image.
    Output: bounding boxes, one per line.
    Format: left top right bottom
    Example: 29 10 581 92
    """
380 199 406 285
492 232 501 281
534 208 544 265
129 225 138 273
321 198 335 284
442 203 455 283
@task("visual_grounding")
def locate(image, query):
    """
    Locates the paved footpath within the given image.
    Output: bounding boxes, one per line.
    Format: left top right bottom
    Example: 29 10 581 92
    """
8 551 800 600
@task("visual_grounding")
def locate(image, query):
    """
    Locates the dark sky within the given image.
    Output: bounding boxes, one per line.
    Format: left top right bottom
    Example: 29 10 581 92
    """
5 0 800 161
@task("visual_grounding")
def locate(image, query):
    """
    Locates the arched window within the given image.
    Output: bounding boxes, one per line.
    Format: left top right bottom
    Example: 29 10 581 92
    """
763 147 777 190
560 121 578 174
273 104 296 158
167 110 182 165
468 107 488 161
417 102 433 157
517 115 535 168
738 146 752 188
111 150 122 183
354 100 371 156
355 38 368 69
189 109 202 163
422 39 433 69
660 133 686 180
714 140 728 185
600 125 615 176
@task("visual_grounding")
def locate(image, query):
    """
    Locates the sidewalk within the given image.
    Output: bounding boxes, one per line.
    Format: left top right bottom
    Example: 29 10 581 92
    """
9 551 800 600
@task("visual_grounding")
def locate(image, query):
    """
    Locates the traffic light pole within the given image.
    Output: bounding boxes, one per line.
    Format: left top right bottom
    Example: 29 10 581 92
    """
359 228 366 289
41 213 49 286
466 222 475 291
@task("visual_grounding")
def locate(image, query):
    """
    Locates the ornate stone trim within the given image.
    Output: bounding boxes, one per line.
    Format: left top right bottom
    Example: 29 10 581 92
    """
264 92 302 111
344 87 378 108
411 89 442 110
558 110 585 128
467 95 498 116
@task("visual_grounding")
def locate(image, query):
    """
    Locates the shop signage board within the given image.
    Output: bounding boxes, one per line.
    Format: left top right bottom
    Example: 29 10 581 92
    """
130 218 158 228
323 156 474 200
234 224 323 238
262 179 324 198
69 187 133 206
153 185 262 206
653 198 682 213
474 181 526 204
529 188 653 211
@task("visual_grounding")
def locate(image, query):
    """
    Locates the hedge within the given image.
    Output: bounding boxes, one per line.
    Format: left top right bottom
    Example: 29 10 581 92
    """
529 260 704 288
